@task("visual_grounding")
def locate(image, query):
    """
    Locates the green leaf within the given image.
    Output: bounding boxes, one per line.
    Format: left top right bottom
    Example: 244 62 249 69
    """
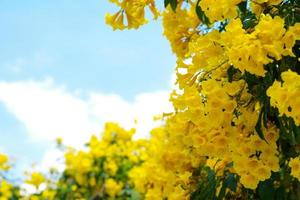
217 182 226 200
237 1 248 13
164 0 170 8
169 0 177 11
195 0 210 25
258 179 276 200
225 174 238 192
293 124 300 144
288 117 297 145
263 102 269 128
275 186 286 200
164 0 177 11
190 167 217 200
217 173 238 200
243 71 259 90
241 12 257 29
227 66 239 82
255 108 267 141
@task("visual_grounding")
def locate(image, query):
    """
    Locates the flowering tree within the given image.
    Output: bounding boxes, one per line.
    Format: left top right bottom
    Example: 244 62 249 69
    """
106 0 300 199
0 123 147 199
53 123 146 199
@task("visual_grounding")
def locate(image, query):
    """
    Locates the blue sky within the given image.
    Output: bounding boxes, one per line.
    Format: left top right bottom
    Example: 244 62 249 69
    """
0 0 175 175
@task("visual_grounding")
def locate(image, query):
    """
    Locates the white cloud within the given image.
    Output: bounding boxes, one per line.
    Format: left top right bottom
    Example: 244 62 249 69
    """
0 78 173 171
0 78 172 148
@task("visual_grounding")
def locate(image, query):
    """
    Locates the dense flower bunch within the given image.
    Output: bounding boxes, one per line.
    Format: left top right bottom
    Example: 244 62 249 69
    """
267 70 300 125
0 123 147 199
106 0 300 199
52 122 147 199
199 0 242 22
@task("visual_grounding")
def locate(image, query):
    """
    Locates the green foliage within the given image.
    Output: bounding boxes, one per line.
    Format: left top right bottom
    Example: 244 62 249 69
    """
191 165 239 200
195 0 210 26
190 167 218 200
164 0 177 11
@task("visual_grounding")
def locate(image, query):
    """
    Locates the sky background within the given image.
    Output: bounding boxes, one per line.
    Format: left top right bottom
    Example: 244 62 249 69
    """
0 0 175 176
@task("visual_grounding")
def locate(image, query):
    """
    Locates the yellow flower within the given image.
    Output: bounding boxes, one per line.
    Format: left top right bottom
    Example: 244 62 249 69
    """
199 0 242 22
0 154 9 171
240 174 260 190
0 180 13 199
289 157 300 180
267 70 300 125
41 190 56 199
106 0 159 30
105 11 125 30
105 178 123 197
25 172 46 189
162 3 200 58
104 159 118 176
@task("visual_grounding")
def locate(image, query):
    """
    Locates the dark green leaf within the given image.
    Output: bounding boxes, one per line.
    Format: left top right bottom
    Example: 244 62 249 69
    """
164 0 170 8
227 66 239 82
255 108 267 141
263 102 269 128
225 174 238 192
237 1 248 13
258 179 276 200
164 0 177 11
195 0 210 25
190 167 217 200
242 13 257 29
169 0 177 11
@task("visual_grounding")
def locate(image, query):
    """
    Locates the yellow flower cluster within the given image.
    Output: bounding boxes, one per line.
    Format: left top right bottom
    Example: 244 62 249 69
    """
223 15 287 76
57 122 147 198
0 124 147 200
170 15 300 83
233 128 279 189
25 172 46 189
267 70 300 125
289 157 300 180
129 127 193 200
187 15 300 77
104 0 300 196
0 180 13 200
23 171 56 200
162 2 200 58
105 178 123 198
106 1 300 78
127 73 279 198
199 0 242 22
251 0 283 15
64 149 93 185
106 0 159 30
